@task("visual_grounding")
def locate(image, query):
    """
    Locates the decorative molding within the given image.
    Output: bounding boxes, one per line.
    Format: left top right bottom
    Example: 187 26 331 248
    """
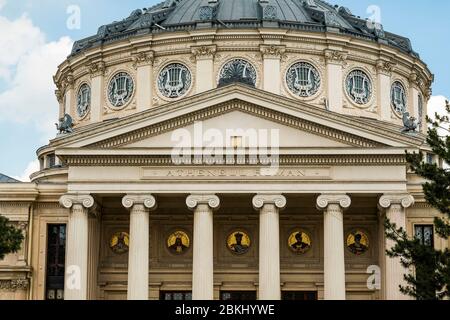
62 154 407 167
88 100 382 149
260 45 287 60
122 194 157 210
191 45 217 61
316 194 351 210
324 49 347 65
186 194 220 210
88 61 106 78
378 194 415 209
132 51 154 69
376 60 395 76
0 279 29 291
252 194 287 210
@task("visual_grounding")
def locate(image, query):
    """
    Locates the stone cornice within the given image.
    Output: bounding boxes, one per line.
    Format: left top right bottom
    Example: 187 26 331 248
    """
316 194 351 210
122 194 157 210
252 194 287 210
186 194 220 210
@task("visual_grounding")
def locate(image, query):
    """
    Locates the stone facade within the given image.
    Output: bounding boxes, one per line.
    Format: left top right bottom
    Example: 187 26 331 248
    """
0 1 445 301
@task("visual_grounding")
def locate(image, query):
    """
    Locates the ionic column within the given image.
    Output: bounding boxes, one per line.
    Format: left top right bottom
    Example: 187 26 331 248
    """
253 194 286 300
324 49 347 113
133 51 154 112
192 45 216 93
378 194 415 300
316 194 351 300
260 45 285 94
122 194 157 300
186 194 220 300
59 194 96 300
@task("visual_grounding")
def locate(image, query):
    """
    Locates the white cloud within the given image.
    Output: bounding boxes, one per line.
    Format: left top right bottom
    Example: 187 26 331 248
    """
427 95 448 121
0 12 73 143
12 159 39 182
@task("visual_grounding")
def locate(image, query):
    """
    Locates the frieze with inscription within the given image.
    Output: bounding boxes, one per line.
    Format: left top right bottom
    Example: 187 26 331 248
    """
141 166 332 181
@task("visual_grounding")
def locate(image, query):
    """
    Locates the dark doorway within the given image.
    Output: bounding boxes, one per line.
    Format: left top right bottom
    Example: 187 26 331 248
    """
45 224 66 300
220 291 257 300
282 291 318 300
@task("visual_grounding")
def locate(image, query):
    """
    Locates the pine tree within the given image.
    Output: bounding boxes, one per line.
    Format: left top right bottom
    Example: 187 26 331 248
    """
385 100 450 300
0 215 24 260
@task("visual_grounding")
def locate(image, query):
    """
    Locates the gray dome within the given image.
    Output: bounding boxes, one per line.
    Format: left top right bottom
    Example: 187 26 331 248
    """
71 0 417 57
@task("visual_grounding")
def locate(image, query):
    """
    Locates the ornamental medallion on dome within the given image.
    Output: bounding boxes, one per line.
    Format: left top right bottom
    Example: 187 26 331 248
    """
218 59 257 88
107 72 135 108
286 62 321 98
157 63 192 99
345 70 373 105
391 81 407 116
76 83 91 118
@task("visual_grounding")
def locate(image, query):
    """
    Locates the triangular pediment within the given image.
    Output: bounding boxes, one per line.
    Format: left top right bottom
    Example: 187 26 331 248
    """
53 84 425 154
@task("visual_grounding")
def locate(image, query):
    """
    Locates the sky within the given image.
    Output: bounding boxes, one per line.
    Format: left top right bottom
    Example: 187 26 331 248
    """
0 0 449 180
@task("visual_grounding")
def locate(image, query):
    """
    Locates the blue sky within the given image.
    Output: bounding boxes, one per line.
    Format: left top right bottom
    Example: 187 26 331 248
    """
0 0 449 180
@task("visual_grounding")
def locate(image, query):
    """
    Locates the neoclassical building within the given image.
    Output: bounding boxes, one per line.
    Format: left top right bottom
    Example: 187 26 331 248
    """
0 0 447 301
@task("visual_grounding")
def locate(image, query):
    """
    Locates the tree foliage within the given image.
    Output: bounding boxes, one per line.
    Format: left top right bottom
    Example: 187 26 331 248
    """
0 215 24 260
385 100 450 300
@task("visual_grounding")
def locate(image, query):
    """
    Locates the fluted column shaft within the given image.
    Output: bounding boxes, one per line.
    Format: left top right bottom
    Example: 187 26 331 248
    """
379 194 414 300
60 194 96 300
317 194 351 300
122 194 156 300
187 194 220 300
253 194 286 300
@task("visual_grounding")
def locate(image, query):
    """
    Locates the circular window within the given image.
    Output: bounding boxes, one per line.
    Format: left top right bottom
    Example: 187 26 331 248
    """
218 59 257 87
157 63 192 98
286 62 321 97
76 83 91 118
391 81 407 115
107 72 134 108
345 70 373 105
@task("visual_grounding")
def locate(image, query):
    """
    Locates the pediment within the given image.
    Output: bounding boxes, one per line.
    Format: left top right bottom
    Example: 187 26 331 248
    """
54 84 425 153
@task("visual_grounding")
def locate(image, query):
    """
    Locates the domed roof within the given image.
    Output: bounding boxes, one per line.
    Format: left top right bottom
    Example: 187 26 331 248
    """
71 0 417 57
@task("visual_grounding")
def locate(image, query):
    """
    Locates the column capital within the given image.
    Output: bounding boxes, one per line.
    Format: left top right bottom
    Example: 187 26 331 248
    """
59 194 95 210
122 194 157 210
324 49 347 65
191 45 217 61
378 194 415 210
186 194 220 210
252 194 286 210
132 51 154 69
316 194 351 210
259 45 286 60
